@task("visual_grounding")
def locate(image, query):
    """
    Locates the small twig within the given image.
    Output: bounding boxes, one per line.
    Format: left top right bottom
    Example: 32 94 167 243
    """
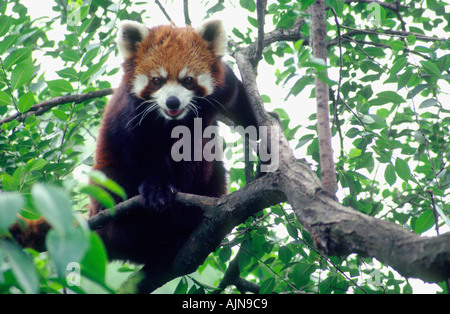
337 26 447 42
0 88 114 128
343 0 408 11
251 0 267 68
155 0 174 25
183 0 191 26
0 58 22 123
427 190 440 236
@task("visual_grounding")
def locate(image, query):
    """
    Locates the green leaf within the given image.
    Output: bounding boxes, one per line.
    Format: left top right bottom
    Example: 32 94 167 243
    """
414 210 435 234
373 91 405 105
17 91 35 113
330 0 344 17
421 60 442 79
389 40 405 51
46 226 90 277
348 148 362 158
301 0 316 10
79 185 116 210
419 98 438 109
289 76 314 97
47 79 74 94
81 47 100 66
79 232 108 287
278 246 292 264
87 170 127 201
0 192 24 232
61 50 80 63
0 90 12 106
0 240 39 293
0 35 19 55
296 134 315 149
292 262 315 288
390 57 407 75
31 184 75 236
10 59 34 90
219 246 232 263
52 109 69 121
286 223 299 239
174 276 188 294
2 173 19 191
384 164 396 186
56 67 79 80
3 46 33 71
80 63 105 85
0 15 12 37
259 277 276 294
406 34 416 45
239 0 256 12
238 241 253 272
395 158 411 182
25 158 48 172
364 47 385 57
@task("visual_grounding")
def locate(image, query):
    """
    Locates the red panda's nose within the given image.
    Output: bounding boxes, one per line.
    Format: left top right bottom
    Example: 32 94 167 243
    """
166 96 180 110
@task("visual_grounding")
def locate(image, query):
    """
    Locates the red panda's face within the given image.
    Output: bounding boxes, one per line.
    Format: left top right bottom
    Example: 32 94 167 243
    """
117 21 226 121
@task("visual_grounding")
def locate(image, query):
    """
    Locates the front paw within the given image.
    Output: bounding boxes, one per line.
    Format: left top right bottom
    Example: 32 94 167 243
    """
138 178 178 212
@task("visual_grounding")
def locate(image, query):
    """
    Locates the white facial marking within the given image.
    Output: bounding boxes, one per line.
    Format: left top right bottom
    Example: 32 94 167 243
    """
132 74 149 97
151 68 168 79
197 73 214 95
153 82 194 120
179 67 191 79
179 68 214 95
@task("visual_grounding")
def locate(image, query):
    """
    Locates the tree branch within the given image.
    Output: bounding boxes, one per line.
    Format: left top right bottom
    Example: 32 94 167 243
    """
213 248 260 294
231 26 450 287
343 0 408 11
155 0 174 25
0 88 114 128
251 0 267 68
183 0 192 26
310 0 337 196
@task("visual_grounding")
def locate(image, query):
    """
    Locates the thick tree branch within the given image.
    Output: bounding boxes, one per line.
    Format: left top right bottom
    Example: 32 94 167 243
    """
231 30 450 287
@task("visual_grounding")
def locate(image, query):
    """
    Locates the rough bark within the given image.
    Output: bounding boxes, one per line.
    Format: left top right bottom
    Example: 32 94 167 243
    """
310 0 337 196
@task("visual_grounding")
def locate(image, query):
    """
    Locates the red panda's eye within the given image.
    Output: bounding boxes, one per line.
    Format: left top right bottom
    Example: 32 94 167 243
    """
152 77 164 87
182 77 194 87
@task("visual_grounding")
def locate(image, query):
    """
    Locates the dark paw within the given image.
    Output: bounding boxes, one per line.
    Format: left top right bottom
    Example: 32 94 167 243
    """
138 178 178 212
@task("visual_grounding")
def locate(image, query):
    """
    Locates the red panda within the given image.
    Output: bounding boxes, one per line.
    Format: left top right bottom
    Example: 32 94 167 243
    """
9 20 258 292
89 20 258 289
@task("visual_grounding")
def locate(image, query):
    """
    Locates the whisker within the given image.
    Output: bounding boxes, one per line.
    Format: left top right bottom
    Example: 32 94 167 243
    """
194 96 230 115
187 101 200 118
127 100 159 128
138 103 159 126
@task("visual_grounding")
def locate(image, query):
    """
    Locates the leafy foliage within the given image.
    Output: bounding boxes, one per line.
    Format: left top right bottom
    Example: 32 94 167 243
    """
0 0 449 294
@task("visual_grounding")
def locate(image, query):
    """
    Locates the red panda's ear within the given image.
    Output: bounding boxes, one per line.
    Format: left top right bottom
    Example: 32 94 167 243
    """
117 21 150 59
196 20 227 57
